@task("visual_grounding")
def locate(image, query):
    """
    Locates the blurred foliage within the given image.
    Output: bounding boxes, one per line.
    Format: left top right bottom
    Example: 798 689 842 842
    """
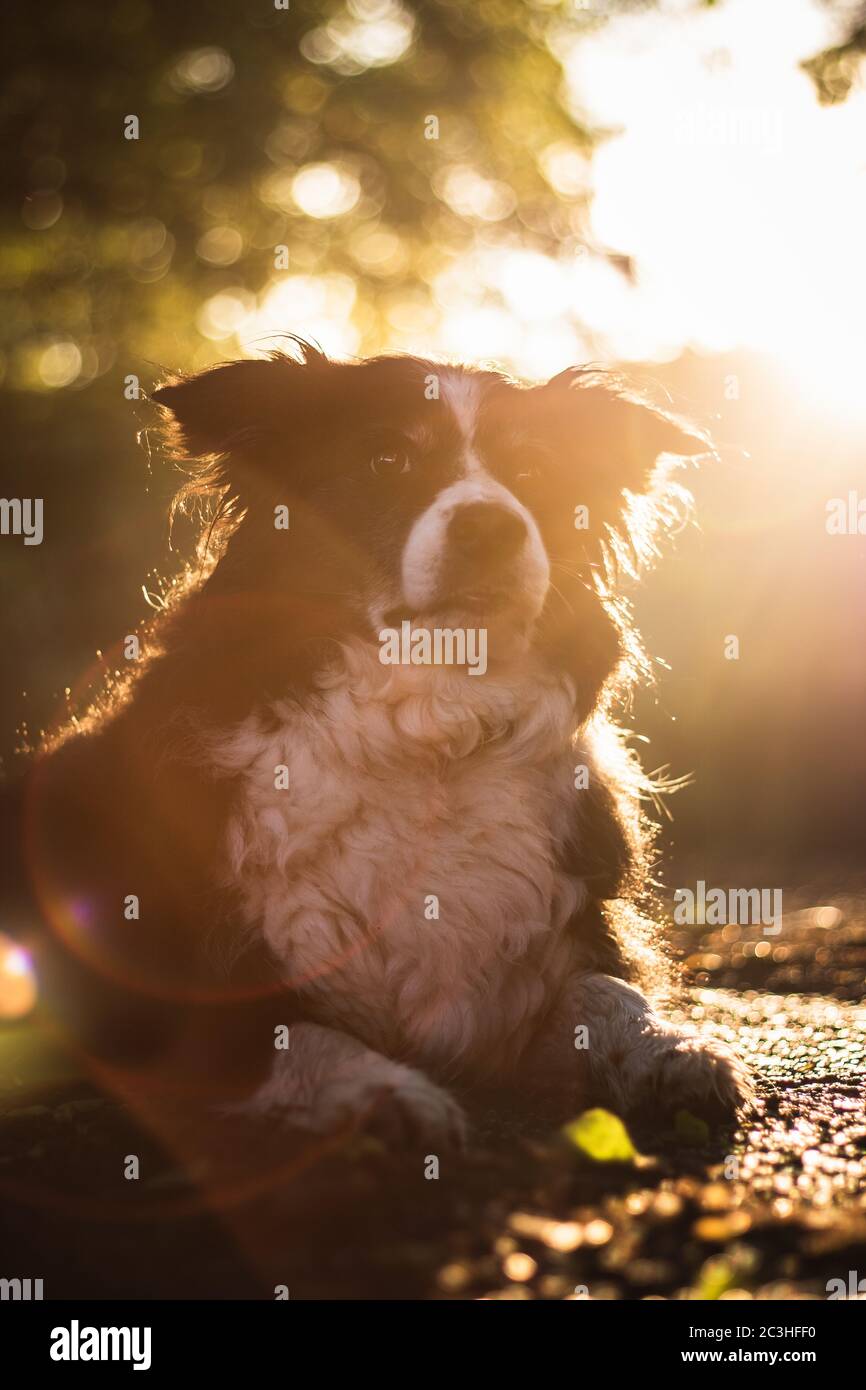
3 0 864 385
802 2 866 102
1 0 862 385
0 0 608 386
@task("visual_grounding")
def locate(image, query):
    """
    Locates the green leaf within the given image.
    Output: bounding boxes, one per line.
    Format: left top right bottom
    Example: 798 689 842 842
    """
562 1108 638 1163
696 1255 736 1301
674 1109 710 1145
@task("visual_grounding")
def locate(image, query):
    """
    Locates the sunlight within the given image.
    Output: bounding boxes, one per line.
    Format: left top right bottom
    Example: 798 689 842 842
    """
249 273 359 355
211 0 866 414
560 0 866 416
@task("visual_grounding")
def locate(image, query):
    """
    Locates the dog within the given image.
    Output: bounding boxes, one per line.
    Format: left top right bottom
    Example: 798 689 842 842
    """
2 341 752 1147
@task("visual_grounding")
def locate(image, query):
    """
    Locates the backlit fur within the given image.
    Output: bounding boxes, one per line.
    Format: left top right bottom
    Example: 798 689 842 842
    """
2 342 753 1140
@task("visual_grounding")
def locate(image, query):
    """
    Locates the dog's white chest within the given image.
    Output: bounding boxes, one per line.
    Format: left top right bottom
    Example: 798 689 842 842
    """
215 646 585 1076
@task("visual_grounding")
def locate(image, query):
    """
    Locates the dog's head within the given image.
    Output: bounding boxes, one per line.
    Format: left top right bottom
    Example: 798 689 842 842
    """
154 343 701 713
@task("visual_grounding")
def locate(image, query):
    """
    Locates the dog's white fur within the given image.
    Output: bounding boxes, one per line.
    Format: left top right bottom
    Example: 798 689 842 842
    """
215 645 584 1073
399 471 550 620
212 369 751 1142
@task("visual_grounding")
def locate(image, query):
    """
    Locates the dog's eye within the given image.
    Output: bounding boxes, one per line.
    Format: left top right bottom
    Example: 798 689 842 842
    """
370 448 412 478
513 445 551 484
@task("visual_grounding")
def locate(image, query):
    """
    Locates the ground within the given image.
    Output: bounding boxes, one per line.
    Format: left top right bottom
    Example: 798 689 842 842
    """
1 895 865 1301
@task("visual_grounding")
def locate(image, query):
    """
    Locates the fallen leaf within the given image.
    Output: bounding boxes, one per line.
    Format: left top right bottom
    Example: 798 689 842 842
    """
562 1108 638 1163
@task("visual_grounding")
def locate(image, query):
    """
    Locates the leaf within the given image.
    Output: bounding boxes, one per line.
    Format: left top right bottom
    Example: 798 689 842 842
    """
562 1108 638 1163
696 1255 736 1301
675 1109 710 1145
694 1243 757 1299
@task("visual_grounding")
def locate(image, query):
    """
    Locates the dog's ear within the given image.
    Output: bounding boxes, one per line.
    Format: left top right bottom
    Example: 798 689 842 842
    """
151 346 328 464
541 367 706 506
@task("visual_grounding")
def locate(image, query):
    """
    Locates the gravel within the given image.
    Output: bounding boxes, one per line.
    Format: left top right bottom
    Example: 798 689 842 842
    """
1 902 864 1300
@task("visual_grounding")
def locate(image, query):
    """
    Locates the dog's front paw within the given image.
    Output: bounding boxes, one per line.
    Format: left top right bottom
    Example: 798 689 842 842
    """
346 1070 468 1151
602 1025 754 1122
244 1059 467 1151
233 1023 468 1150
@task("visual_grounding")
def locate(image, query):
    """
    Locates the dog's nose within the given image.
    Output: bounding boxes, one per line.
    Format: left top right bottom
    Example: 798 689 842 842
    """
447 502 527 564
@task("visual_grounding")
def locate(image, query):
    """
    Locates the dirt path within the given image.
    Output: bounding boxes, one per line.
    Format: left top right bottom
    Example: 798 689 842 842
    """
1 905 864 1300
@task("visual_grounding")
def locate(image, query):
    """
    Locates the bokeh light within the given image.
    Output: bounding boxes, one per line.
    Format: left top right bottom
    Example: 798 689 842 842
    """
0 933 38 1021
171 47 235 95
301 0 415 74
291 162 362 219
8 0 864 402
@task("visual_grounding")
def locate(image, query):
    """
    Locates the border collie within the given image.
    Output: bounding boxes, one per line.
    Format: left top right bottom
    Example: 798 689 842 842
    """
3 342 752 1146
